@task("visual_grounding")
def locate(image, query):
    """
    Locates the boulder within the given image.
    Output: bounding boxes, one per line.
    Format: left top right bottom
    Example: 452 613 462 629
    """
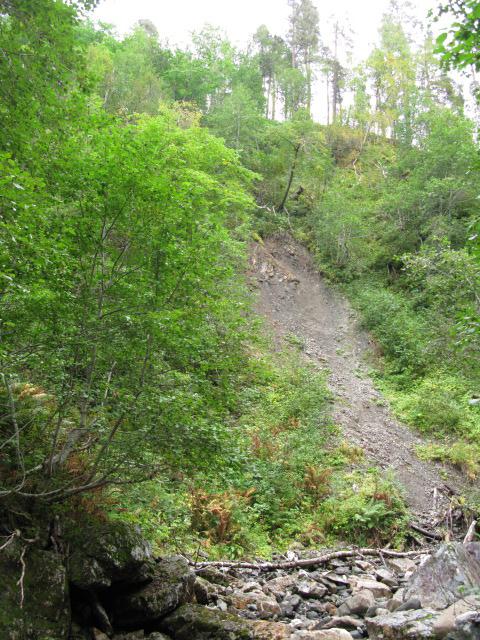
353 579 392 598
366 609 439 639
403 543 480 610
194 575 221 604
0 541 70 640
293 630 353 639
433 596 480 638
294 580 328 599
386 558 417 575
67 519 155 590
337 590 375 616
112 556 195 629
452 611 480 640
160 604 254 639
230 592 282 619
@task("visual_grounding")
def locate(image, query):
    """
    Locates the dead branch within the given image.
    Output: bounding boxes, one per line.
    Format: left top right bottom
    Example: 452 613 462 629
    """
409 522 443 541
464 520 477 544
190 547 430 573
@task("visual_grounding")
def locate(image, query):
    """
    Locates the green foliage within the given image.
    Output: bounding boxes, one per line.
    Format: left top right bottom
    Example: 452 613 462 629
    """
316 470 408 547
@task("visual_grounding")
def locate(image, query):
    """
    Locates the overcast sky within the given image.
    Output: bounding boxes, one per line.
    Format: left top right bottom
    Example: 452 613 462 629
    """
92 0 438 58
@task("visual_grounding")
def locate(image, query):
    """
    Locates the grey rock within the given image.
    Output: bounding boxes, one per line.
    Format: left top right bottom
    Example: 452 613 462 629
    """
338 590 375 616
375 568 398 589
452 611 480 640
386 558 417 575
403 543 480 610
295 580 328 599
397 597 422 612
194 575 219 604
433 596 480 638
353 579 392 599
367 608 439 639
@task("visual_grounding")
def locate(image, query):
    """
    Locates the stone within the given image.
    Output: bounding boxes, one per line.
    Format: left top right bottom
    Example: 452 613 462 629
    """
197 567 233 586
264 575 296 597
353 579 392 598
0 541 70 640
452 611 480 640
320 616 363 631
113 632 145 639
386 558 417 575
397 598 422 612
366 609 439 639
337 590 375 616
293 630 353 639
147 634 172 640
230 593 282 619
386 589 405 613
112 556 195 628
67 519 155 590
160 604 253 639
161 605 290 639
195 575 220 604
432 596 480 638
375 568 398 589
403 543 480 610
295 580 328 599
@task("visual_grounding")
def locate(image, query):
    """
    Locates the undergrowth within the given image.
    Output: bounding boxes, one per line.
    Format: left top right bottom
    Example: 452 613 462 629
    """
105 342 408 558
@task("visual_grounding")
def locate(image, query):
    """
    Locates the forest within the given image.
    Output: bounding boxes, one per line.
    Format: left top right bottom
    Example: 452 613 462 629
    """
1 0 480 570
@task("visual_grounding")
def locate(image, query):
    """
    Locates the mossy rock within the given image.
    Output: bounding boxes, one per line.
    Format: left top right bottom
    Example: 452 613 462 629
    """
66 519 155 590
0 540 69 640
160 604 254 640
112 556 195 629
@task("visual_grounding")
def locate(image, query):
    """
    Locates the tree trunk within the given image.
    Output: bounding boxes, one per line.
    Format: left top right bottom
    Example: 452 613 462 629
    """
278 143 301 212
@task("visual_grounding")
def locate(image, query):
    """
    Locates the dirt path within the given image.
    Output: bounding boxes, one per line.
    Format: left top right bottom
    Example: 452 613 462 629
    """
250 235 467 525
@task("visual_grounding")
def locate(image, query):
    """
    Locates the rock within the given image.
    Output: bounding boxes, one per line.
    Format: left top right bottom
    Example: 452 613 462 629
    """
250 620 293 639
386 558 417 575
160 604 254 639
386 589 405 613
295 580 328 599
67 519 155 590
353 579 392 598
147 634 172 640
113 632 145 639
375 568 398 589
112 556 195 628
195 575 220 604
403 543 480 610
337 590 375 616
397 597 422 612
93 630 109 640
230 593 282 619
293 630 353 639
366 609 438 639
0 541 70 640
320 616 363 631
195 567 233 586
264 575 296 597
452 611 480 640
432 595 480 638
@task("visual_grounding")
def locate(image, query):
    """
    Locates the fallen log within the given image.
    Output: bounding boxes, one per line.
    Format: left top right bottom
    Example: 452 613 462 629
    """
409 522 444 541
190 547 430 573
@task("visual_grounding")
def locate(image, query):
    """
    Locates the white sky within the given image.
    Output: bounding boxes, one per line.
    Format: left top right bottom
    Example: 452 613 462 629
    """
92 0 437 57
91 0 451 122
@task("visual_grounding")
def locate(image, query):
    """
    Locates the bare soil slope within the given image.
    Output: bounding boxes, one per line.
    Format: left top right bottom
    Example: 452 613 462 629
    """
250 235 467 525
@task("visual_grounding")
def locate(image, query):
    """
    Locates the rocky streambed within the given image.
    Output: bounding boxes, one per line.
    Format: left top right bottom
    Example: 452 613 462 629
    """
2 519 480 640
